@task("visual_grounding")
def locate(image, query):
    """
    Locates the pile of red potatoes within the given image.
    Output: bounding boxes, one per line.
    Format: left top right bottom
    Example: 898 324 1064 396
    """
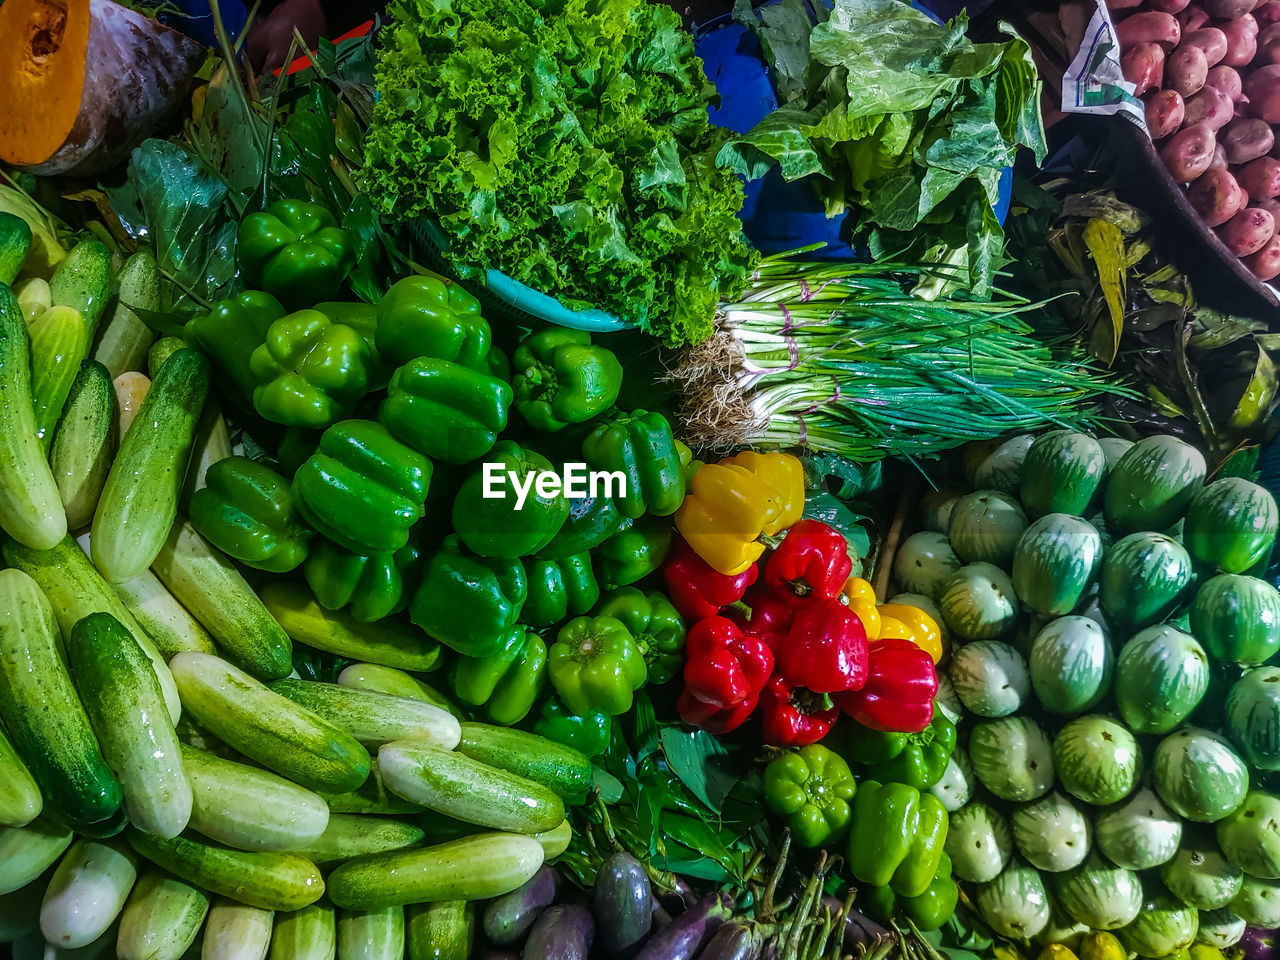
1113 0 1280 280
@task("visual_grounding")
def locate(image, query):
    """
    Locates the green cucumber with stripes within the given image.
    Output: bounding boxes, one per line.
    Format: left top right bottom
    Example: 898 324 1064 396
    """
0 725 42 827
50 360 117 530
203 898 275 960
107 567 217 658
269 902 335 960
269 680 461 749
288 814 425 866
116 869 210 960
48 240 111 334
336 663 460 717
456 723 592 801
28 304 90 451
0 569 121 830
337 906 404 960
151 520 293 679
92 348 210 583
0 819 74 896
4 534 181 722
181 745 330 852
170 653 371 794
407 901 473 960
319 760 426 817
68 613 191 839
0 211 31 285
0 284 66 550
127 830 324 912
92 251 159 380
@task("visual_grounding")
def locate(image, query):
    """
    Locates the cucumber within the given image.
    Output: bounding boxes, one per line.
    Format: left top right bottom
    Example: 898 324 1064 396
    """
336 664 460 717
116 869 210 960
202 898 275 960
181 405 232 506
289 814 425 865
68 613 192 839
0 569 122 829
51 361 117 530
0 819 74 895
29 304 90 451
0 284 67 550
406 901 473 960
336 907 404 960
261 583 443 672
269 902 335 960
1184 477 1279 575
148 337 186 377
269 680 461 749
0 871 48 942
48 240 112 334
93 251 159 380
4 534 182 722
1011 514 1103 617
92 348 210 582
128 830 324 912
14 277 51 325
378 741 564 834
182 744 331 852
40 839 137 950
319 761 426 817
1104 435 1206 534
0 211 32 285
533 819 572 859
456 723 592 801
151 521 293 679
108 567 217 658
170 653 371 794
0 724 42 827
326 833 545 910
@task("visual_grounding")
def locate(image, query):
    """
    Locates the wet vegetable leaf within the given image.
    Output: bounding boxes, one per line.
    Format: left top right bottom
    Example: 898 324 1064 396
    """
1227 344 1278 434
1082 216 1126 365
659 727 739 813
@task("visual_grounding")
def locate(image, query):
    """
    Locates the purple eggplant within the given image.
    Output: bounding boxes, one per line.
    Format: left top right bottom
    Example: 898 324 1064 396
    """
660 878 698 915
594 852 652 956
484 866 559 946
479 953 521 960
652 897 673 930
522 904 594 960
694 920 764 960
633 892 733 960
1242 928 1278 960
819 895 891 953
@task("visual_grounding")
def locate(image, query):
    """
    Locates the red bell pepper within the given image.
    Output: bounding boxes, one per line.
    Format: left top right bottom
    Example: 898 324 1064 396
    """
678 688 757 735
663 537 758 621
777 600 868 694
759 675 839 747
682 616 773 709
725 587 795 652
764 519 853 606
835 638 937 733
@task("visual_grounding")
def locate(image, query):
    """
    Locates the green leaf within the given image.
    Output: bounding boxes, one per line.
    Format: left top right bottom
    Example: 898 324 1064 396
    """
591 765 625 804
659 727 739 813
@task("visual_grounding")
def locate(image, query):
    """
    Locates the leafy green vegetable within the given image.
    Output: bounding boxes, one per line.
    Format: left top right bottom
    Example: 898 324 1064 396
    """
362 0 755 346
721 0 1047 296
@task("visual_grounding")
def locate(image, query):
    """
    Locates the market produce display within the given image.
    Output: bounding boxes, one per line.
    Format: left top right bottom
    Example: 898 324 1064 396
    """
2 0 1280 958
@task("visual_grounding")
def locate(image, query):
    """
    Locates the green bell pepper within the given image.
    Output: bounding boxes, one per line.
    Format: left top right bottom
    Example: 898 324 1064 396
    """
844 712 956 791
379 357 511 465
532 698 612 758
185 291 286 407
314 300 385 384
452 441 569 559
249 309 372 428
303 531 424 623
860 853 958 932
581 410 686 519
188 456 311 573
548 615 647 717
237 200 355 308
512 329 623 432
411 535 527 658
598 516 671 589
374 275 490 371
451 628 548 726
762 744 857 849
292 419 431 554
594 586 685 685
535 493 623 560
847 780 949 899
277 427 322 476
523 554 600 629
486 344 510 382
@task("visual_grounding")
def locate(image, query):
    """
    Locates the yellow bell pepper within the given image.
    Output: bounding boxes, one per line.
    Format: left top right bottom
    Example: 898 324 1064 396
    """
1037 947 1080 960
841 576 880 639
675 452 805 576
878 603 944 664
876 615 914 642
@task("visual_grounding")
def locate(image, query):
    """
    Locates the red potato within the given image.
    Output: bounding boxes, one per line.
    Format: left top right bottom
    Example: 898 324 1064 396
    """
1166 44 1209 96
1259 23 1280 63
1183 85 1236 128
1179 28 1229 66
1204 65 1244 100
1146 89 1187 136
1150 0 1192 10
1187 167 1250 224
1259 197 1280 217
1178 5 1212 29
1124 44 1167 95
1116 11 1182 51
1245 65 1280 122
1204 0 1261 15
1220 16 1260 67
1107 0 1145 9
1160 122 1219 180
1244 234 1280 279
1212 143 1230 167
1239 155 1280 198
1217 207 1277 255
1223 117 1276 162
1257 0 1280 23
